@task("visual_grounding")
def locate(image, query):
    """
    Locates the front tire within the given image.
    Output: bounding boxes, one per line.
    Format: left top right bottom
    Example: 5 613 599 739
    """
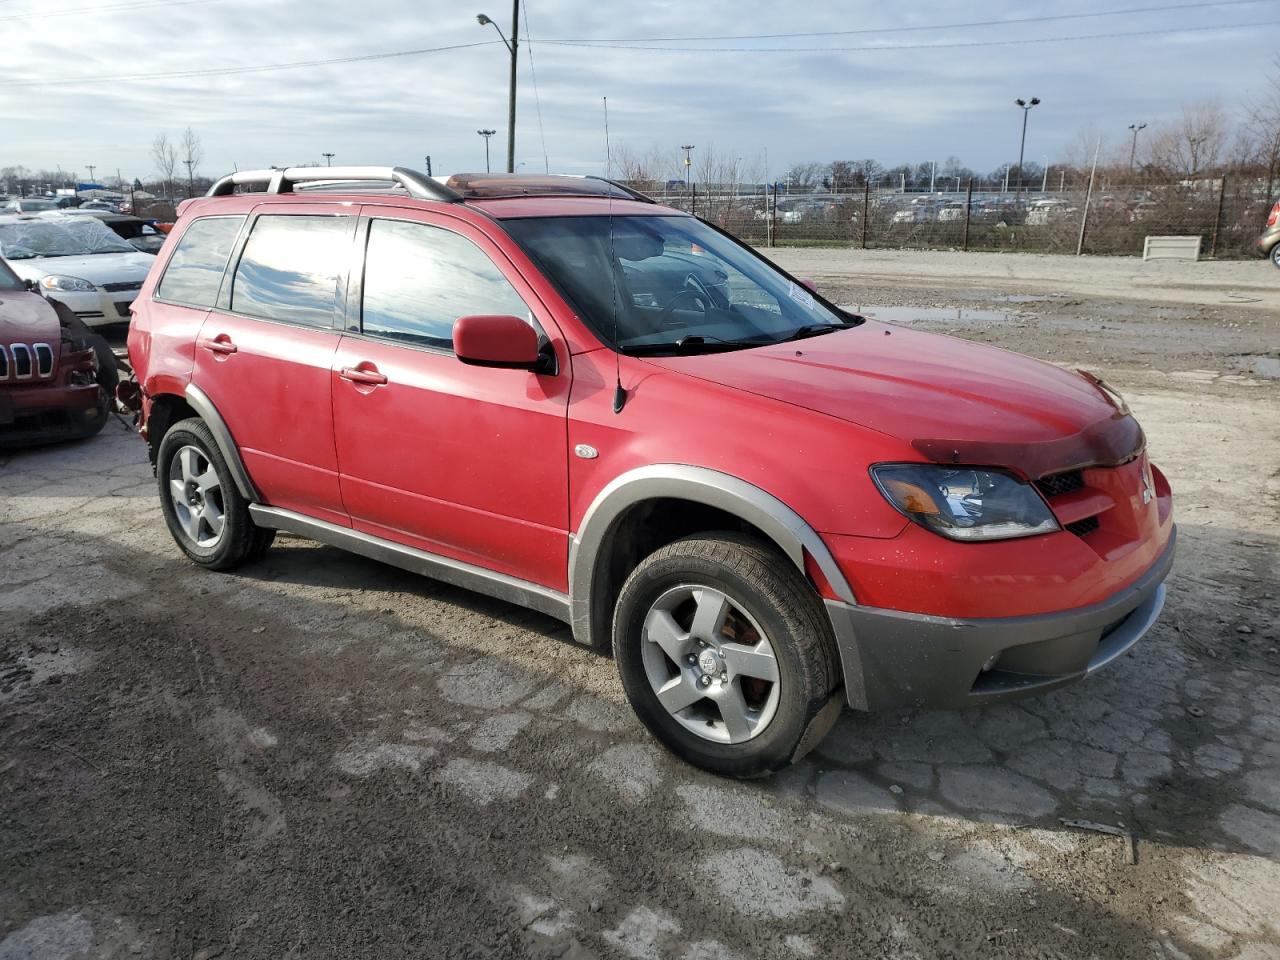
612 534 840 777
156 417 273 570
1271 242 1280 269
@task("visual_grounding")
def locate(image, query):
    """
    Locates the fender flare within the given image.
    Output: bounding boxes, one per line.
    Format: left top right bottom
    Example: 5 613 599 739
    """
567 464 856 647
183 383 261 503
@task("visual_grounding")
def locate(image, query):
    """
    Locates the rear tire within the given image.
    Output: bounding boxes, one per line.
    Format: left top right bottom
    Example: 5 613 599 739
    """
612 533 840 777
156 417 272 570
1271 242 1280 269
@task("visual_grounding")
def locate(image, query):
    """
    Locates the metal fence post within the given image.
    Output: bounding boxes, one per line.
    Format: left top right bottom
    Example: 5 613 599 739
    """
962 179 973 252
769 184 778 248
1210 175 1226 258
861 181 869 249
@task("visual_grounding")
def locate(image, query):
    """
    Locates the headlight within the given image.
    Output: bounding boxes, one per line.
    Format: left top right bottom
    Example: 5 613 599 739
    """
40 275 97 292
871 463 1059 541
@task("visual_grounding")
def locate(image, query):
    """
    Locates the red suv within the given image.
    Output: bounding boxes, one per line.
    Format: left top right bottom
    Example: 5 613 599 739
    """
126 167 1175 776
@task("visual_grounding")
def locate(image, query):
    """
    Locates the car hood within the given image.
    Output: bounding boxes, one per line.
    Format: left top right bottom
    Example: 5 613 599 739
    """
7 251 154 285
647 320 1143 478
0 291 61 364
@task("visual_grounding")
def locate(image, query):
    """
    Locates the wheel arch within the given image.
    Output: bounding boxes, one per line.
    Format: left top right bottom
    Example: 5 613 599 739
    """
175 383 260 503
568 465 856 649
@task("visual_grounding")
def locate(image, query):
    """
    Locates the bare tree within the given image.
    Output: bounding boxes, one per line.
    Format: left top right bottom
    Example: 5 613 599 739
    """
783 162 827 191
1145 100 1231 179
180 127 204 197
1245 58 1280 205
152 133 179 202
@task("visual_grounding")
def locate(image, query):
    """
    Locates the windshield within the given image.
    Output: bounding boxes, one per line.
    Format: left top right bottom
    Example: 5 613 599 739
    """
0 217 136 260
502 214 856 353
0 257 22 291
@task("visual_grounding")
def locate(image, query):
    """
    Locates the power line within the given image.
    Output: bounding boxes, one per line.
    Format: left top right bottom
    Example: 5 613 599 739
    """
0 0 215 21
538 19 1280 53
0 40 502 87
541 0 1270 43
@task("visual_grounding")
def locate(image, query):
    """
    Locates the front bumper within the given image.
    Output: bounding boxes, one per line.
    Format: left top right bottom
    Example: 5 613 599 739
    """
49 288 137 327
0 383 107 449
826 526 1176 711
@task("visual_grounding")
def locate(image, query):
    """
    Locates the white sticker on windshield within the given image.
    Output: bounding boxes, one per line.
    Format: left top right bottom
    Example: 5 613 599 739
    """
788 281 815 309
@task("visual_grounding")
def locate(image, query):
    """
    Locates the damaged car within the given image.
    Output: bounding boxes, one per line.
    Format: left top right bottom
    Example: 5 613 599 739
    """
1 254 118 448
0 214 154 327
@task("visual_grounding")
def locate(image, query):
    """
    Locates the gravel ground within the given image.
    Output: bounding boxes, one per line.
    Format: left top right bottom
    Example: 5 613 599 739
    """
2 250 1279 959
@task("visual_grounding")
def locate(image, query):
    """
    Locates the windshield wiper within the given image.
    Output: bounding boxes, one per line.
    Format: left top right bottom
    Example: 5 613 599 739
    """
619 335 758 356
770 321 854 344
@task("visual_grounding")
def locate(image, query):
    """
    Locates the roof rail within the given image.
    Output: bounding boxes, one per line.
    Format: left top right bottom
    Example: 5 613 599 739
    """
205 166 461 202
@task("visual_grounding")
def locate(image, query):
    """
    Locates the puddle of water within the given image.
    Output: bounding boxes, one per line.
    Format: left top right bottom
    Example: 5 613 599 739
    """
843 305 1014 325
1231 355 1280 380
993 294 1055 304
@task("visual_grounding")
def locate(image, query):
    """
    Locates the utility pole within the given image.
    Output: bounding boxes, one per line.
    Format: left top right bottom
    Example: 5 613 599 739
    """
476 6 518 173
681 144 695 191
1013 96 1040 197
183 158 194 198
478 129 497 173
1041 158 1049 193
930 160 936 193
1127 123 1146 172
424 155 432 176
322 152 335 166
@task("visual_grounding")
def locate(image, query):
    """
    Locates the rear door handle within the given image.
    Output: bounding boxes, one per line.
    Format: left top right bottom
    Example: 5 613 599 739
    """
197 335 237 355
339 365 388 386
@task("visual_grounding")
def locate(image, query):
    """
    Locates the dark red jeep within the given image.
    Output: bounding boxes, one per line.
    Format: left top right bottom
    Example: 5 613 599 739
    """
0 255 116 448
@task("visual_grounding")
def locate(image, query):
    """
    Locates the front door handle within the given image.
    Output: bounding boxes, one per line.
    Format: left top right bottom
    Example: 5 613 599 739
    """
197 334 237 355
339 364 388 386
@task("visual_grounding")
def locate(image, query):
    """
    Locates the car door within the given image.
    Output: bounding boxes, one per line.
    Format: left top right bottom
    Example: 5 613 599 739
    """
193 204 356 526
331 207 570 590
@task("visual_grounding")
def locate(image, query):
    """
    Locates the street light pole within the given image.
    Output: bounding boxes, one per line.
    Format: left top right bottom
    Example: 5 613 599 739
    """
681 144 695 189
1127 123 1147 172
424 155 432 176
478 129 497 173
86 164 96 184
477 6 518 173
183 158 194 198
322 152 335 166
1013 96 1040 197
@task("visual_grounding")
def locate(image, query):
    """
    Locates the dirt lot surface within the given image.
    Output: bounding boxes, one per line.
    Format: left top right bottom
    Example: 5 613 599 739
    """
3 250 1279 960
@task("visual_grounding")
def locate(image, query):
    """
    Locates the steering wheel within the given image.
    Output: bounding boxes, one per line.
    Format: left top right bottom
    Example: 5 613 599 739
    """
658 287 711 326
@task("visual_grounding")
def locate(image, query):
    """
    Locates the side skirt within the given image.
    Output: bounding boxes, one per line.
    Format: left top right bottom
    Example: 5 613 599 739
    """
248 504 572 624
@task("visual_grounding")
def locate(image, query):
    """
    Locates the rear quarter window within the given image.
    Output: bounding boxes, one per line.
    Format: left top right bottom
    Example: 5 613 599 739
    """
156 216 245 307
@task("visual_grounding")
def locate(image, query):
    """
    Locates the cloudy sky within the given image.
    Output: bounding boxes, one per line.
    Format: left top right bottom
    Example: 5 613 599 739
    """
1 0 1275 183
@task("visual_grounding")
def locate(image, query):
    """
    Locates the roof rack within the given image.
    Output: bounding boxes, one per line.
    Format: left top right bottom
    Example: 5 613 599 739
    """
205 166 461 202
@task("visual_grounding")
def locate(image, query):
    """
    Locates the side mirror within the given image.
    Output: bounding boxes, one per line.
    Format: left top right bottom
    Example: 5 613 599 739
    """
22 278 37 292
453 314 543 371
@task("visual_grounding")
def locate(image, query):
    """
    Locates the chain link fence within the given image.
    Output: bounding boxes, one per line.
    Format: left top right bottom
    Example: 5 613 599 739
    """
624 177 1276 258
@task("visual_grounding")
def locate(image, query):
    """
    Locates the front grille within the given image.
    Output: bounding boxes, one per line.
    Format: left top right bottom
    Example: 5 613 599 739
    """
101 280 143 293
34 343 53 377
1036 470 1084 499
1066 516 1100 537
74 310 105 319
11 344 31 378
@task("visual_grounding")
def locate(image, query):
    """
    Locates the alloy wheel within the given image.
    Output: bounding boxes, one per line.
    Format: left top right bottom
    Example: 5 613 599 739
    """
168 445 226 548
639 584 781 744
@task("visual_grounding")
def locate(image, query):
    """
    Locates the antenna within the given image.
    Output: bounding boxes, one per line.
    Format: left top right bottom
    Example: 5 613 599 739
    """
605 95 626 414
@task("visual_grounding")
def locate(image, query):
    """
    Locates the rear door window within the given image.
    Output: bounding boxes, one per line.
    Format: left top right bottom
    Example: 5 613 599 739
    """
231 215 352 327
360 218 531 350
156 216 244 307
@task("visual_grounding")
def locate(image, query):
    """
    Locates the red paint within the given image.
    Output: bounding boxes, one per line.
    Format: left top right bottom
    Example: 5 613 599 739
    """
454 314 540 367
129 189 1173 623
